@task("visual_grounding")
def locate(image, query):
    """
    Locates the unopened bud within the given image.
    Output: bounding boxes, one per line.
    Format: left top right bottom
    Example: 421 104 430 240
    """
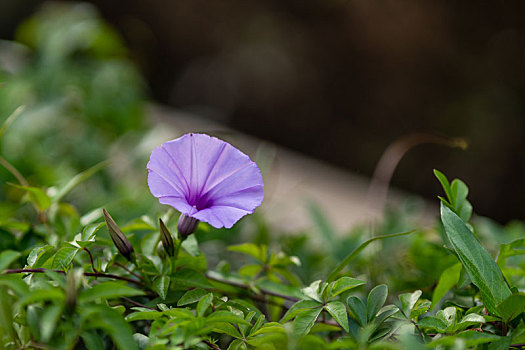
159 218 175 256
103 208 134 260
177 213 199 239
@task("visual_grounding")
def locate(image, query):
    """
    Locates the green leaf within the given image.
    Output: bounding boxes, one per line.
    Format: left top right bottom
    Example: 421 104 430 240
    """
325 301 349 332
308 202 337 254
18 288 65 306
497 293 525 323
0 274 29 296
327 230 413 282
206 311 251 326
292 306 323 335
280 300 322 323
10 184 51 211
82 305 139 350
178 288 207 306
256 279 305 300
213 322 242 339
27 245 54 268
417 317 448 333
327 277 366 300
0 289 14 344
431 262 462 309
497 237 525 269
367 284 388 322
80 282 145 302
40 303 63 342
48 246 79 269
427 330 503 348
228 243 263 261
0 250 20 271
153 276 170 300
347 296 367 326
125 310 162 322
197 293 213 317
433 169 452 204
52 161 107 203
81 330 106 350
397 290 422 319
440 204 512 316
172 268 213 289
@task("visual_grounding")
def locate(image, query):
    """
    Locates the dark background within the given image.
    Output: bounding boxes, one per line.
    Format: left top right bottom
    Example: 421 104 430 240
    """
2 0 525 223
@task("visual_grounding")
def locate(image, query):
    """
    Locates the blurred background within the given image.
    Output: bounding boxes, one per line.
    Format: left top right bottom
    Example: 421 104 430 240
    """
1 0 524 224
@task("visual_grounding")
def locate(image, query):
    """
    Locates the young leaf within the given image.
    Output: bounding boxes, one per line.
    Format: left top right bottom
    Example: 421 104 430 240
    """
433 169 452 204
397 290 422 319
367 284 388 322
10 184 51 211
431 262 462 309
327 277 366 300
228 243 263 261
440 204 511 316
325 301 349 332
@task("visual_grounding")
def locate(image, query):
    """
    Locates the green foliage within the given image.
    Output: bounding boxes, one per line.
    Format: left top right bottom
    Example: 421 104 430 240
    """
0 4 524 349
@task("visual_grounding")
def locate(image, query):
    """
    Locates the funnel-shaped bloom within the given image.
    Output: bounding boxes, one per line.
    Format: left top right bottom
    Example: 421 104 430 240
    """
147 133 264 229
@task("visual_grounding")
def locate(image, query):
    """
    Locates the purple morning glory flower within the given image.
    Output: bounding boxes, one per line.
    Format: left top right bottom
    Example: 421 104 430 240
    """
147 133 264 229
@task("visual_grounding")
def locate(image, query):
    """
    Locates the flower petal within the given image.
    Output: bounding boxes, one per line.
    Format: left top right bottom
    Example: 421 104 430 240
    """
193 205 252 229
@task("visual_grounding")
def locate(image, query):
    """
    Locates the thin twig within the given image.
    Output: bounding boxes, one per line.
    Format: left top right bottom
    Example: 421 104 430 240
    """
4 268 144 287
121 297 157 310
205 273 299 302
202 339 221 350
113 262 144 281
83 247 97 273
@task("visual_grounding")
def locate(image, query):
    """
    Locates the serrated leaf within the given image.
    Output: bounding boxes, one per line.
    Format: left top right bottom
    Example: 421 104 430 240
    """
292 306 323 335
347 296 367 326
80 282 145 302
197 293 213 317
441 204 511 316
325 301 349 332
153 276 170 300
49 246 79 269
0 250 20 271
367 284 388 322
431 262 462 309
178 288 207 306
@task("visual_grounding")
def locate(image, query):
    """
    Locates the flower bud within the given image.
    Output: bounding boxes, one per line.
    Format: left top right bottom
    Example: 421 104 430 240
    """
177 213 199 239
66 268 82 314
103 208 134 260
159 218 175 256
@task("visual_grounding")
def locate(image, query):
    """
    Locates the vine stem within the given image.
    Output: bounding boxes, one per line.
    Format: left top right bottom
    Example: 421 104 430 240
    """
3 268 144 287
202 339 221 350
205 273 299 302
